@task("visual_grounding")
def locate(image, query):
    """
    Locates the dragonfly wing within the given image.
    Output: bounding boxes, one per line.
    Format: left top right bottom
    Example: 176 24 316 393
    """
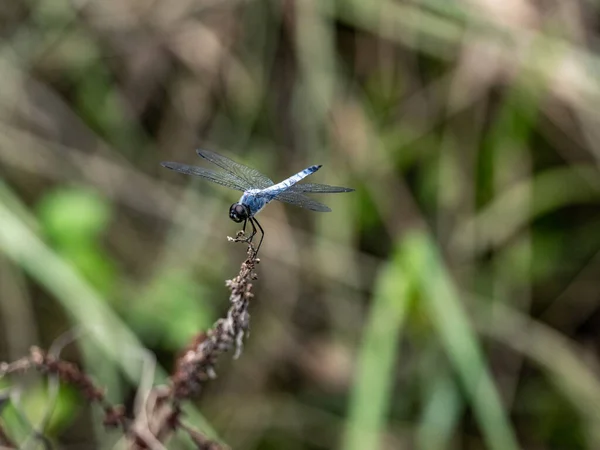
286 183 354 194
161 162 249 191
273 191 332 212
196 149 274 190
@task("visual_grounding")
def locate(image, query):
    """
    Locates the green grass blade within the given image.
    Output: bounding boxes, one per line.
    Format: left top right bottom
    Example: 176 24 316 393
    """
405 232 519 450
416 367 463 450
342 244 411 450
0 183 218 440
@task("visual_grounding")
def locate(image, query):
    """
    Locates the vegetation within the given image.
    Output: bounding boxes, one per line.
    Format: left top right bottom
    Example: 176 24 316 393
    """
1 0 600 448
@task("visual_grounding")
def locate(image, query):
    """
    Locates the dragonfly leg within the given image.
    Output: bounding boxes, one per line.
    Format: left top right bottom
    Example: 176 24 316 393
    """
242 218 247 234
252 217 265 253
246 217 257 242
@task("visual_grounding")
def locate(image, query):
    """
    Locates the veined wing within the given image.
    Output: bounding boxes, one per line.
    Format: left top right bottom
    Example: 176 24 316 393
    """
160 162 248 191
196 149 274 190
286 183 354 194
273 191 332 212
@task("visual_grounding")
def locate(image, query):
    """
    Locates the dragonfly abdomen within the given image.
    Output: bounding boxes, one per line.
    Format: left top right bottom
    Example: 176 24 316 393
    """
284 165 321 188
262 165 322 196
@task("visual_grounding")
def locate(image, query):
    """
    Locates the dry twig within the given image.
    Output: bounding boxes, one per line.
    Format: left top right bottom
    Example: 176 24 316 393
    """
0 239 258 449
172 242 258 399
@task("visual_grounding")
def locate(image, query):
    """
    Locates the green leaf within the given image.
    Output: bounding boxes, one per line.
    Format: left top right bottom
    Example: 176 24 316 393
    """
129 270 215 350
37 188 111 243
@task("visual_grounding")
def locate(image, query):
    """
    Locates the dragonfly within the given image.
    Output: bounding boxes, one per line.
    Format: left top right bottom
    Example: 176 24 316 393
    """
161 149 354 252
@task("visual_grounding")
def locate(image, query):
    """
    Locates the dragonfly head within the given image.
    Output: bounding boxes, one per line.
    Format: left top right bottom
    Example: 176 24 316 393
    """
229 203 249 223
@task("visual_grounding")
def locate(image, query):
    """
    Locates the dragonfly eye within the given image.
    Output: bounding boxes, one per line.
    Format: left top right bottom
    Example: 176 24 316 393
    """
229 203 248 223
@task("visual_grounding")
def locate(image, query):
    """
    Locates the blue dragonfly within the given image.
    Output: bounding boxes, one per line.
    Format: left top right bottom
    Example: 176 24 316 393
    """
161 149 354 252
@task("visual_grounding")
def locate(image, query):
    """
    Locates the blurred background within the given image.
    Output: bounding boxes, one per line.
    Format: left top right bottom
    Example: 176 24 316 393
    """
1 0 600 449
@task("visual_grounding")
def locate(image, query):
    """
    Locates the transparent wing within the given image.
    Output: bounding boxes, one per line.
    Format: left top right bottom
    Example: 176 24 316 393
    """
160 162 249 191
286 183 354 194
196 149 274 190
273 191 332 212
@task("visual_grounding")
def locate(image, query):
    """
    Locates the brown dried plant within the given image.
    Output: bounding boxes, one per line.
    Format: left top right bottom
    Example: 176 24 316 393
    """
0 240 260 450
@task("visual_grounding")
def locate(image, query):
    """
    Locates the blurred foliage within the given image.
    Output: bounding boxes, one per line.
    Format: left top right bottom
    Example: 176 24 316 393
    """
129 270 215 349
37 187 116 294
1 0 600 449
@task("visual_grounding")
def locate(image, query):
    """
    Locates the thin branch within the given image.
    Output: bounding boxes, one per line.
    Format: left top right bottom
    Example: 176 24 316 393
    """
0 346 129 434
40 328 86 433
179 421 230 450
0 239 258 449
171 242 259 399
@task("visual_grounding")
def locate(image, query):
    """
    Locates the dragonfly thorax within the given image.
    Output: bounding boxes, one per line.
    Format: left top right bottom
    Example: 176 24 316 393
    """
229 203 249 223
239 190 271 218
